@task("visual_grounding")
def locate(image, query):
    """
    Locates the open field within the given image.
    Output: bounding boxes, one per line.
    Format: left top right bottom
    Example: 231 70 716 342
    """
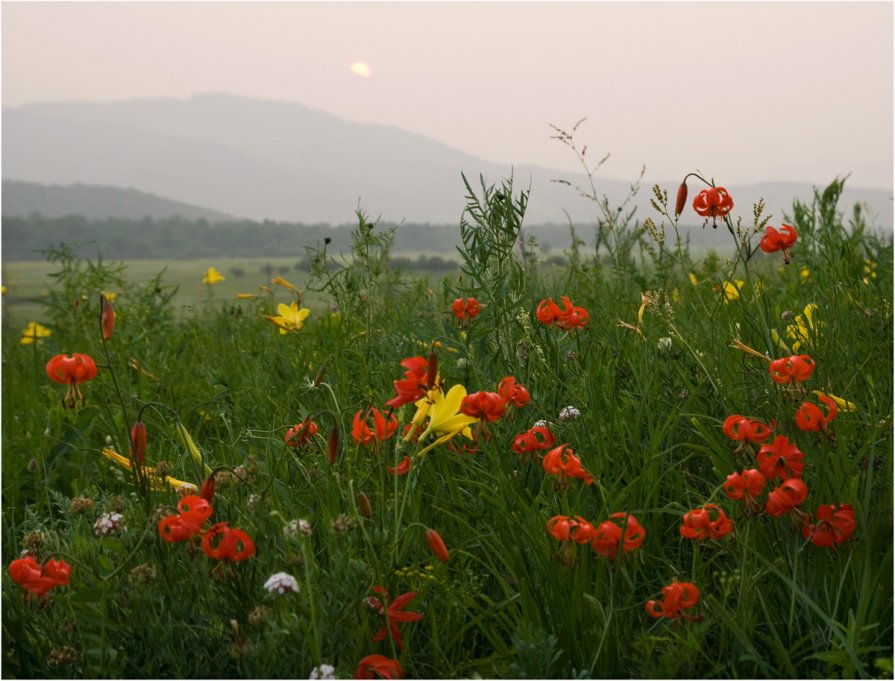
2 179 892 679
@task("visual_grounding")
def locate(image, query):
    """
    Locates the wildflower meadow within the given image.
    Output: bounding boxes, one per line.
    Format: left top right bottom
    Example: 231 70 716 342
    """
1 172 892 679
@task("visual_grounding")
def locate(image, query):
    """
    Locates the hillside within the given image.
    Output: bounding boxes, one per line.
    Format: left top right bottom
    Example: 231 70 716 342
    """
3 94 892 229
1 180 238 222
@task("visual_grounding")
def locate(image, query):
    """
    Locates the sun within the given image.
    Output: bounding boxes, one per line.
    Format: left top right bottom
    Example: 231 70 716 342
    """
350 62 371 78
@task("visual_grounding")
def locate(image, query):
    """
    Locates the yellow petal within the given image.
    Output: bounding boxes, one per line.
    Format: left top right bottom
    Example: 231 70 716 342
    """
813 390 857 413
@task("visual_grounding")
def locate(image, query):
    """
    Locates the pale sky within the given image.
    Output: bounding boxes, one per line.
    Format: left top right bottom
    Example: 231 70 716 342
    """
2 1 893 188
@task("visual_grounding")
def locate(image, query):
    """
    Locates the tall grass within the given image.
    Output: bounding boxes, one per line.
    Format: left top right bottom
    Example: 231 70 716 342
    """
1 176 891 679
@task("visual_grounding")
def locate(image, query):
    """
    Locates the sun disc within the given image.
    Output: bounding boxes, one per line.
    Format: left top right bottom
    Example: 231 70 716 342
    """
350 62 371 78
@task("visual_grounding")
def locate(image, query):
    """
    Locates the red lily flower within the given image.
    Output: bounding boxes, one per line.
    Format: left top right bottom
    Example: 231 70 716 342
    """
385 356 429 409
158 495 214 542
497 376 530 408
759 224 798 264
769 354 815 384
546 515 595 544
387 455 412 476
556 296 590 331
8 556 71 596
542 444 593 485
46 353 98 408
645 580 700 619
679 504 734 540
765 478 809 517
723 468 767 507
756 435 805 480
285 418 319 447
692 186 734 227
795 394 838 432
512 425 555 455
352 408 399 446
354 654 403 680
201 522 255 561
722 415 773 443
536 297 562 325
460 391 507 422
425 528 450 563
368 587 424 650
591 512 645 559
802 503 856 547
452 297 481 322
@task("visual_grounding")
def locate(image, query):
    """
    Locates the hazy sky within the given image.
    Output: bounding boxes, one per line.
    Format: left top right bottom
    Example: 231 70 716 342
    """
2 1 893 188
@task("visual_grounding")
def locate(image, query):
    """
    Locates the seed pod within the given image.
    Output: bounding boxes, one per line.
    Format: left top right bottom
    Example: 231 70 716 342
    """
356 492 372 519
426 351 438 389
100 294 116 341
425 528 450 563
674 181 688 217
313 365 326 387
327 425 340 465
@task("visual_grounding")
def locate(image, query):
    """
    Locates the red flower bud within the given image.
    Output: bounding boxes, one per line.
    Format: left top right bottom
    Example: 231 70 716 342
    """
327 425 340 465
426 351 438 390
675 181 688 217
100 294 116 341
130 421 147 467
425 528 450 563
200 473 216 502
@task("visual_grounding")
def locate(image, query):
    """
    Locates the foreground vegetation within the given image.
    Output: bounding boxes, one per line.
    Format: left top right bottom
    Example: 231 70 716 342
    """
2 175 892 678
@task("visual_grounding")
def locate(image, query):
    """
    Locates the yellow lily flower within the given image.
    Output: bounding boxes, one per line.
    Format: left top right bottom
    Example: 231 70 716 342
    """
863 259 877 285
770 329 792 354
272 276 299 293
719 279 744 303
102 448 197 493
800 267 810 282
688 272 699 286
785 303 819 351
202 267 225 285
101 290 118 302
235 293 258 300
409 384 479 457
21 321 51 345
266 301 311 334
813 390 857 413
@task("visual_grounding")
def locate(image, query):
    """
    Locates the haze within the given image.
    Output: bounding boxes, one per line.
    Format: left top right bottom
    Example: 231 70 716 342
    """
2 1 893 190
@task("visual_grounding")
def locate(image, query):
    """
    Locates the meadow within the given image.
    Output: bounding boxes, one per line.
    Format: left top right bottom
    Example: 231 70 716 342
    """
1 175 892 679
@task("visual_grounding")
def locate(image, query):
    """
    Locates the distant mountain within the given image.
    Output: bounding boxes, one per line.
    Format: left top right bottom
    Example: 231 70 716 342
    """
1 180 239 222
3 94 892 229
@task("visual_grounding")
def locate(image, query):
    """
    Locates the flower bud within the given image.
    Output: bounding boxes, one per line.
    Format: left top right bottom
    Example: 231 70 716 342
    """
130 421 147 467
675 181 688 217
313 365 326 387
100 294 116 341
426 351 438 389
200 473 216 502
426 528 450 563
327 425 340 465
356 492 373 519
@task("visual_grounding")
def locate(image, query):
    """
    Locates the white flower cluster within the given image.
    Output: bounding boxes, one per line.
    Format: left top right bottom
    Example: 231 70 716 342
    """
558 406 581 421
309 664 337 680
264 572 299 594
94 512 126 537
284 518 312 540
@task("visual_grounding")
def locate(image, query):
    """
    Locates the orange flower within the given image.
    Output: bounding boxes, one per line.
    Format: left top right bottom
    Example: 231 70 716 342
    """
285 418 319 447
497 376 530 408
201 522 255 561
692 186 733 227
645 580 700 619
536 296 589 331
765 478 809 517
425 528 450 563
385 356 430 409
769 354 815 384
542 444 593 485
46 353 98 408
674 181 688 216
388 455 413 476
452 297 481 322
722 415 773 443
795 394 838 432
723 468 767 507
546 515 595 544
130 421 147 467
460 391 507 422
158 495 214 542
802 503 856 547
8 556 71 596
512 425 555 455
352 408 398 446
756 435 805 480
759 224 798 264
679 504 734 540
354 654 403 679
368 587 424 650
591 512 645 558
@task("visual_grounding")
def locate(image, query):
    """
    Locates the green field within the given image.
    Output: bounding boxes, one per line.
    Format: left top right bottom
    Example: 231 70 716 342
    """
2 179 892 679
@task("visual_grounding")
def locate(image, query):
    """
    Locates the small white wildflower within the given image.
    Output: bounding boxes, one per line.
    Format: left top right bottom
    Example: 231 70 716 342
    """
658 337 673 352
94 512 126 537
532 419 547 429
456 358 468 370
264 572 299 595
247 493 261 509
558 406 581 422
105 435 113 445
284 518 312 540
309 664 337 680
